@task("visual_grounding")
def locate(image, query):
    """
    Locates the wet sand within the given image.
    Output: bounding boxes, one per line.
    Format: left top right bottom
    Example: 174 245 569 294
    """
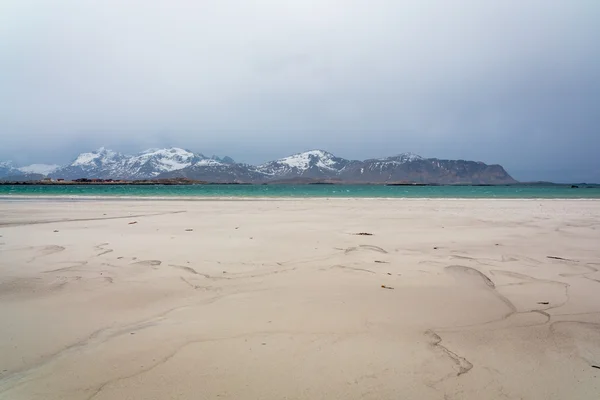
1 199 599 399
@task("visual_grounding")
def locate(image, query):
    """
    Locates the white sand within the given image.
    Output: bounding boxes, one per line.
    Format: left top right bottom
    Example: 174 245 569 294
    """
1 199 599 400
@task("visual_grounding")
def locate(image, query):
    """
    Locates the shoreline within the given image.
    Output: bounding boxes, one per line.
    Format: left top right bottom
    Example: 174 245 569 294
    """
2 195 600 202
1 182 598 186
2 183 599 201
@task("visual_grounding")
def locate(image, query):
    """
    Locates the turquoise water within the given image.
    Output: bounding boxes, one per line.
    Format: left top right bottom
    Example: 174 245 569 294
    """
1 184 599 199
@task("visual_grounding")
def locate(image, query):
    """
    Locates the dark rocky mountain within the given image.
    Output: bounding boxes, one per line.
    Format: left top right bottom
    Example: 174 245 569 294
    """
339 154 515 184
158 163 266 183
1 148 516 184
162 150 516 184
0 173 46 182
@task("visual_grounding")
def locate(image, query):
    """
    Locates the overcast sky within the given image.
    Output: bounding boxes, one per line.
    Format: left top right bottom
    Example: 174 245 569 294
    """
1 0 599 182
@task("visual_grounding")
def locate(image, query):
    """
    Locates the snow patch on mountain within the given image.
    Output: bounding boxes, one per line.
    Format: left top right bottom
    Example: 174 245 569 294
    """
279 150 337 170
139 148 194 162
0 161 21 178
72 147 123 167
376 152 423 163
1 161 60 178
18 164 61 175
257 150 344 177
195 159 224 167
135 148 206 173
397 152 423 162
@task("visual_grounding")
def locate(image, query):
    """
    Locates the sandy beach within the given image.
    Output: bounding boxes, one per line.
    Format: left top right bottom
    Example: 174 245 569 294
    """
1 198 599 399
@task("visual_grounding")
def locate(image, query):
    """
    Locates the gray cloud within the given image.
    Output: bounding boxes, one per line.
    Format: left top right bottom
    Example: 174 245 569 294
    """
1 0 599 182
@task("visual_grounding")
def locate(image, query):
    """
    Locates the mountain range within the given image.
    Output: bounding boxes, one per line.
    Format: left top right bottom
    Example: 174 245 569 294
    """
0 147 516 184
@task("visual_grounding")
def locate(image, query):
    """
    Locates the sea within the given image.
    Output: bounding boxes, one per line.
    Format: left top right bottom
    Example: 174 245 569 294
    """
1 184 600 199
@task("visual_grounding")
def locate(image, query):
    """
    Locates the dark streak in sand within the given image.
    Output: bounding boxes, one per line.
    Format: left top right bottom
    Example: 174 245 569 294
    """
0 211 186 227
425 330 473 377
547 256 578 262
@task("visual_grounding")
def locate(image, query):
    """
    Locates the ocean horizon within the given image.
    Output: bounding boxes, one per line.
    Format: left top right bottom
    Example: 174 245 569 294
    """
1 184 599 199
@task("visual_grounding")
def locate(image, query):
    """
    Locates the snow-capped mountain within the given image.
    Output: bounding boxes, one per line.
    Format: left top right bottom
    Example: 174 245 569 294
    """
0 161 20 178
125 148 209 178
52 147 133 180
50 147 234 180
256 150 354 179
1 147 516 184
0 161 51 181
